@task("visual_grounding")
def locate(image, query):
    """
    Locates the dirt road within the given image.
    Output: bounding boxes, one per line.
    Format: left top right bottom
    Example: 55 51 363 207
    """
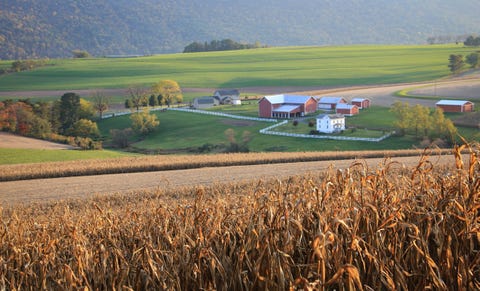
0 154 458 205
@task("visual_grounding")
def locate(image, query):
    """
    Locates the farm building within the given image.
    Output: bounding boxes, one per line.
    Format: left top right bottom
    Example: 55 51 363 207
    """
351 98 370 109
213 89 241 105
258 94 318 118
192 96 219 109
316 114 345 133
317 96 347 110
435 100 474 113
336 103 359 116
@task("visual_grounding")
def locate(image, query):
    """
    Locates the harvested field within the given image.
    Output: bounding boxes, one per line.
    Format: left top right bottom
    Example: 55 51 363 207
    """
0 132 74 150
0 150 466 205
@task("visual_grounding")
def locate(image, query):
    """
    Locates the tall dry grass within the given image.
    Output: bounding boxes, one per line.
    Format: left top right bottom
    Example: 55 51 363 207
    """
0 148 452 181
0 144 478 290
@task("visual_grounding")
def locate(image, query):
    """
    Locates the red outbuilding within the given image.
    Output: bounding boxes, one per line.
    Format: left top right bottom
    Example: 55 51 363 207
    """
435 100 474 113
335 103 359 116
351 98 370 109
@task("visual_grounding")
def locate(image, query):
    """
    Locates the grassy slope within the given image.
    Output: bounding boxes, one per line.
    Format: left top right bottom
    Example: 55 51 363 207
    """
0 148 135 165
0 45 475 91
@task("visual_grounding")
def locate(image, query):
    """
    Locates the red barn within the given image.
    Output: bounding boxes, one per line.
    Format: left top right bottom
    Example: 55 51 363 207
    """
351 98 370 109
336 103 359 116
435 100 474 113
258 95 318 118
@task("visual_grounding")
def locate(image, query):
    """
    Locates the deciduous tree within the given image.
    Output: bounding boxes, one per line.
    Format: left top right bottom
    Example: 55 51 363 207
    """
67 119 100 138
151 80 183 107
130 108 159 135
126 85 148 112
91 91 111 119
390 101 411 136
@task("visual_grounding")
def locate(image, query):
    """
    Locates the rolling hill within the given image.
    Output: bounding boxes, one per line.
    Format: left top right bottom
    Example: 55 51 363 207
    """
1 0 479 59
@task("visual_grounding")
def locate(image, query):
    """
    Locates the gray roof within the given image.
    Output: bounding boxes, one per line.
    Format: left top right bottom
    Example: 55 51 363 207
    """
195 96 215 104
215 89 240 96
351 98 369 102
264 94 314 104
318 96 345 104
273 104 301 112
435 100 472 106
336 103 357 110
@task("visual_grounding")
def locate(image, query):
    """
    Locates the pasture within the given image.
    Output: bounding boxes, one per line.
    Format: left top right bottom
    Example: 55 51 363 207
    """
0 44 475 91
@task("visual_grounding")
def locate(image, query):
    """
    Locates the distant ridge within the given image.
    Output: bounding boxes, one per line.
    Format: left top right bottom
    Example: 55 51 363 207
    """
1 0 479 59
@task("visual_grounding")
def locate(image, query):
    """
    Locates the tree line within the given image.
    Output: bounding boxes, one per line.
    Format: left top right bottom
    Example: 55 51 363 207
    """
448 52 479 74
183 39 265 53
390 101 457 146
124 80 183 110
463 35 480 47
0 92 111 149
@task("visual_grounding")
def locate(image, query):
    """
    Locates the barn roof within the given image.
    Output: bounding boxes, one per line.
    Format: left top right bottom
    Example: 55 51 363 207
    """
273 104 301 112
263 94 314 104
435 100 472 106
195 96 215 104
351 98 369 102
318 96 345 104
336 103 357 110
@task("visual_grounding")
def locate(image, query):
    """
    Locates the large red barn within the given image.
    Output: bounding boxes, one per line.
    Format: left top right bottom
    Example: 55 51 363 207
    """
435 100 474 113
258 95 318 118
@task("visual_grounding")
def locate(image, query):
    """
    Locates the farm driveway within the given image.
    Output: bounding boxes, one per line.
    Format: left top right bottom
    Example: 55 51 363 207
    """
0 154 460 205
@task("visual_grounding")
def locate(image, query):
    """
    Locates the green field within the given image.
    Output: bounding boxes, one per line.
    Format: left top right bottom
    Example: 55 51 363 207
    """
0 45 475 92
97 109 421 152
0 148 135 165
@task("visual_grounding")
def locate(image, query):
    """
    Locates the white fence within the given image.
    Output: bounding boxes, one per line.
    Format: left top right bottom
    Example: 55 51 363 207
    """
260 121 393 142
167 108 278 122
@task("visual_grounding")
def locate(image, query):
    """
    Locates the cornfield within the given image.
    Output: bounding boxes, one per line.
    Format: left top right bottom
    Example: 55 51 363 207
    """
0 148 452 181
0 144 478 290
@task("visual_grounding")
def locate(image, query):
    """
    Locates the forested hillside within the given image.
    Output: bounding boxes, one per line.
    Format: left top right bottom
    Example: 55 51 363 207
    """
1 0 479 59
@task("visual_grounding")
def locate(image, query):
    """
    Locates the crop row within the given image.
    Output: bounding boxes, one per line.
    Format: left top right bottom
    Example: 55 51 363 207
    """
0 144 478 289
0 148 453 181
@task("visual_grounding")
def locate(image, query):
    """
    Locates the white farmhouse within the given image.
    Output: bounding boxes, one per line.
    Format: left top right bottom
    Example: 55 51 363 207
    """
316 114 345 133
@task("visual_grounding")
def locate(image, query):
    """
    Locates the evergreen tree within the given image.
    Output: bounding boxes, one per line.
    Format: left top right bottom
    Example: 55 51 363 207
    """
448 54 464 74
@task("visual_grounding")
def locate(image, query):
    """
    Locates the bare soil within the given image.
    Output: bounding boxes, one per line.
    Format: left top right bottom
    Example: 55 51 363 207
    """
0 132 74 149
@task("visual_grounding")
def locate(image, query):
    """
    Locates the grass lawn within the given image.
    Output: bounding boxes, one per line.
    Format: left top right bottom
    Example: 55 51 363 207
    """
98 110 420 152
0 148 135 165
0 44 476 91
